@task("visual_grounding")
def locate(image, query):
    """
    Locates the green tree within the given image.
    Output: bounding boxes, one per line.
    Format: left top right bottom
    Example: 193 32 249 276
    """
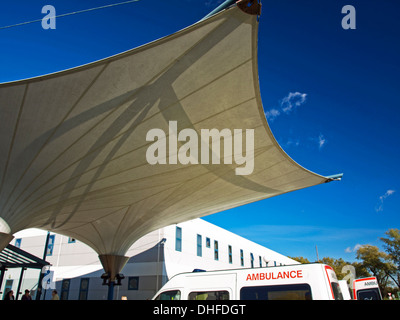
289 256 310 264
320 257 349 280
380 228 400 288
356 245 396 294
351 261 370 279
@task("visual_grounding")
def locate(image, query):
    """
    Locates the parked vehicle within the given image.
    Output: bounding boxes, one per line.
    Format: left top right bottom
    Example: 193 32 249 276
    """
352 277 382 300
153 263 343 300
338 280 352 300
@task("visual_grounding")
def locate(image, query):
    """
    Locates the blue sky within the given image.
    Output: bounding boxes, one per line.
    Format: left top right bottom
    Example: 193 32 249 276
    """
1 0 399 263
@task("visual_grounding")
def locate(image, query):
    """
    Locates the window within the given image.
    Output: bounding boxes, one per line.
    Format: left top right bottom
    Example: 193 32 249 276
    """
175 227 182 252
79 278 89 300
68 237 76 243
15 238 21 248
214 240 219 261
128 277 139 290
206 237 211 248
240 249 244 266
259 256 262 267
155 290 181 300
250 253 254 268
228 245 233 264
188 291 229 300
197 234 202 257
331 282 344 300
240 284 312 300
46 234 55 256
60 279 70 300
357 288 381 300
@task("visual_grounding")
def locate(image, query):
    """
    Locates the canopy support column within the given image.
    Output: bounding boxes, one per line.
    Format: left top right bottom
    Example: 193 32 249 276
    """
99 254 129 300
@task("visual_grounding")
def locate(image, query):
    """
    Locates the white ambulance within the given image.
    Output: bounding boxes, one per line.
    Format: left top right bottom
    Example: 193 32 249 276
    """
352 277 382 300
153 263 343 300
338 280 352 300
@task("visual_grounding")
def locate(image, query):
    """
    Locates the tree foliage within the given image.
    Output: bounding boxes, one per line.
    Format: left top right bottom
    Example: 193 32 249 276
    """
289 256 310 264
355 244 396 293
290 228 400 296
380 228 400 288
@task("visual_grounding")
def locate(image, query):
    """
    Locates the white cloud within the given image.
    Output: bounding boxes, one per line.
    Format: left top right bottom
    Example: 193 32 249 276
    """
265 92 307 122
308 134 327 150
375 189 395 212
318 134 326 149
281 92 307 114
382 189 395 198
280 137 300 148
287 138 300 147
264 92 327 151
345 244 362 253
265 108 280 122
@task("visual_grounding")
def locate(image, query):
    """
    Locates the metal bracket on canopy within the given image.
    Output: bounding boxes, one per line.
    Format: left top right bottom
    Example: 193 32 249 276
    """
324 173 344 183
236 0 262 16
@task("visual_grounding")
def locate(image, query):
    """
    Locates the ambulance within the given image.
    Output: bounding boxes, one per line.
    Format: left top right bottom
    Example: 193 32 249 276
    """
153 263 343 300
352 277 382 300
338 280 352 300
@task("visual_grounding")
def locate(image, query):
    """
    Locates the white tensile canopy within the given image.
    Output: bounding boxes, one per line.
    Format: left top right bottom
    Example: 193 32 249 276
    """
0 3 340 280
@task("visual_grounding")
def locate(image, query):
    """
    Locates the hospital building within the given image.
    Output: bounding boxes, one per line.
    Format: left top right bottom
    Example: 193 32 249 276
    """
2 218 297 300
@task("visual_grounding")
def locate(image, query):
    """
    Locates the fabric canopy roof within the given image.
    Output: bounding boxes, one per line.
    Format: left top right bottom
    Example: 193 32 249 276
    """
0 4 339 270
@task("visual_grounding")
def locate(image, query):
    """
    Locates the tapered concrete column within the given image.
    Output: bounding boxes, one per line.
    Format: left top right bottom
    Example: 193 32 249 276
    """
99 254 129 282
99 254 129 300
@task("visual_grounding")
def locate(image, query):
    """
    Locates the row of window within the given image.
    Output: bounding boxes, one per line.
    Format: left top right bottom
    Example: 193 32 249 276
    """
175 227 270 268
58 276 140 300
60 278 89 300
14 235 76 256
155 284 313 300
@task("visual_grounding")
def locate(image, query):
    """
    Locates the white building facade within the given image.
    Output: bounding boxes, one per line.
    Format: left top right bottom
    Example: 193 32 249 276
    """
1 219 298 300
